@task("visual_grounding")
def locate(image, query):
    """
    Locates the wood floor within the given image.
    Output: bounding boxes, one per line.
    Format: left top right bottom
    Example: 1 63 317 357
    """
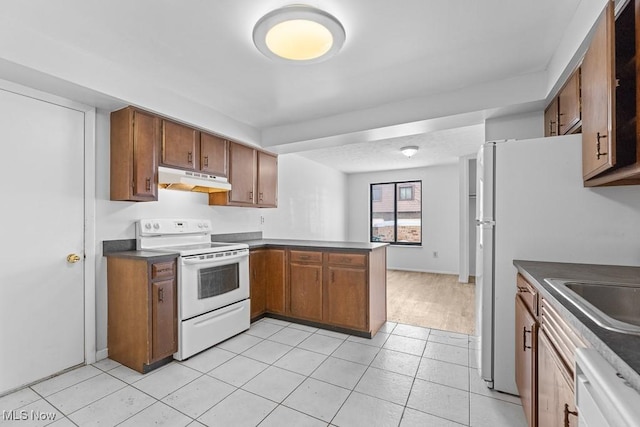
387 270 476 335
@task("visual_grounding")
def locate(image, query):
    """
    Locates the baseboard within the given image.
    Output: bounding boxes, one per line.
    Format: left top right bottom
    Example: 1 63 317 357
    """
388 267 460 276
95 348 108 361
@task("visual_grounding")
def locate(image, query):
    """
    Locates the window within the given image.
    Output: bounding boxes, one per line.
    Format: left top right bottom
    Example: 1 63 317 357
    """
370 180 422 245
398 186 413 200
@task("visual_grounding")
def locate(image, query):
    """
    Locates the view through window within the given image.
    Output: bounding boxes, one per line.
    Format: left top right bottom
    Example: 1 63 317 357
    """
370 181 422 245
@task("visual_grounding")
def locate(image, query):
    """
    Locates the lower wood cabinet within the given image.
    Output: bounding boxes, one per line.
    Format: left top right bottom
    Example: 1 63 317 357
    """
249 245 387 336
106 254 178 373
538 330 578 427
249 248 286 319
515 273 584 427
515 294 537 427
289 251 323 321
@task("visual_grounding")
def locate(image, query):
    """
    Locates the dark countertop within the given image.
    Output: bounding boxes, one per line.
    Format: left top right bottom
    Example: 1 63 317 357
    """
104 251 179 261
514 260 640 392
240 239 389 251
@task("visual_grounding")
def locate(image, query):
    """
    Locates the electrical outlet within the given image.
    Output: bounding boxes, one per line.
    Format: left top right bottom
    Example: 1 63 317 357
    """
260 216 265 225
433 251 438 258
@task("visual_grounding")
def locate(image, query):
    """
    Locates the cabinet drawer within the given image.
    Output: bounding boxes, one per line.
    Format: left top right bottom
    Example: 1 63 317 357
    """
152 261 175 279
516 274 538 316
328 252 366 267
290 250 323 263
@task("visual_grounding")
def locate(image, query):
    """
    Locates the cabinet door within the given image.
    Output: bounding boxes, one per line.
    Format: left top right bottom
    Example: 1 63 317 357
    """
151 278 177 361
538 331 578 427
515 296 537 427
544 98 559 137
558 70 581 135
249 250 267 319
265 249 286 314
289 263 323 321
582 2 616 180
325 266 367 330
228 142 257 204
131 110 159 201
162 120 198 169
200 133 228 176
257 151 278 207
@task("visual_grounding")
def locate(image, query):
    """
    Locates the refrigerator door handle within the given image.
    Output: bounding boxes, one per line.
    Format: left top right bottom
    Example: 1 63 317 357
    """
476 219 496 226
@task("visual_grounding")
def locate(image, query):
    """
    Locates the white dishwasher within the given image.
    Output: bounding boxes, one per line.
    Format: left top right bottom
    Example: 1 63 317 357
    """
575 348 640 427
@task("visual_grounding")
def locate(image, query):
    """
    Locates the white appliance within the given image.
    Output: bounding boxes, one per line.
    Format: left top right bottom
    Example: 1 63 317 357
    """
137 218 250 360
475 135 640 394
575 348 640 427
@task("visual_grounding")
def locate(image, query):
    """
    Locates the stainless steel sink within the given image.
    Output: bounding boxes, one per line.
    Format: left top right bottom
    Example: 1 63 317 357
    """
544 279 640 335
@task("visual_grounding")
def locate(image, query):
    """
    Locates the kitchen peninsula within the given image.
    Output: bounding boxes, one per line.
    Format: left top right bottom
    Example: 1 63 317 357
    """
230 236 388 338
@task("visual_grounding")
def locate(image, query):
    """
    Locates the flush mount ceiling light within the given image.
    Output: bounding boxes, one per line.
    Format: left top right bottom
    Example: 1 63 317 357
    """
253 5 345 63
401 146 419 158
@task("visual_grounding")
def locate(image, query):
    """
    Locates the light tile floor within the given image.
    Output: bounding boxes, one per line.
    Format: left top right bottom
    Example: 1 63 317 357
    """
0 318 527 427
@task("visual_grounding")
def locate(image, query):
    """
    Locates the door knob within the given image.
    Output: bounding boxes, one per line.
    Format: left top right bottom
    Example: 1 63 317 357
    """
67 254 81 263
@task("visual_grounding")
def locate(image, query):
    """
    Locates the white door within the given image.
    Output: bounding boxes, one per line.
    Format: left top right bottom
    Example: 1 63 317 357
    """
0 87 85 394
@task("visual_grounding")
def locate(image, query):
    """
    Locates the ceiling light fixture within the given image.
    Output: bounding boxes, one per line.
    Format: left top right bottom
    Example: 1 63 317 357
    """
253 5 345 64
401 146 419 158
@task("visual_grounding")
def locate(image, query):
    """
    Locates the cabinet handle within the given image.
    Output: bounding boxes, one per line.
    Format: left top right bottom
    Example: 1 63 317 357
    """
300 255 310 260
549 121 556 135
517 286 529 294
563 403 578 427
158 287 164 302
204 156 209 167
248 191 253 201
596 132 608 160
259 192 264 202
145 177 151 191
331 271 335 282
187 151 193 164
522 327 532 351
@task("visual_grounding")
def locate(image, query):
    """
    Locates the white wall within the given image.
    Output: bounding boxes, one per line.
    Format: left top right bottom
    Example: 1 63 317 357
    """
485 111 543 142
94 110 348 353
347 165 459 274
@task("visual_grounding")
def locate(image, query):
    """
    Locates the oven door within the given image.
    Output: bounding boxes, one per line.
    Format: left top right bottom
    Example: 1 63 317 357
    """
179 249 249 320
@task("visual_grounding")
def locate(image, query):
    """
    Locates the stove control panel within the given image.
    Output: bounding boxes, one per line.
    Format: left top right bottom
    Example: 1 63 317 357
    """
138 219 212 235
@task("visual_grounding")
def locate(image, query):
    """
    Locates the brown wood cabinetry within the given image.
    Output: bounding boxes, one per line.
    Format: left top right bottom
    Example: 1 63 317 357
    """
544 68 581 138
249 245 387 336
544 98 559 137
558 70 582 135
249 248 286 319
106 255 177 373
110 107 159 201
538 331 578 427
161 120 198 169
249 249 267 319
515 294 537 427
265 249 286 314
209 142 278 207
289 251 323 321
200 133 228 176
515 274 585 426
582 0 640 186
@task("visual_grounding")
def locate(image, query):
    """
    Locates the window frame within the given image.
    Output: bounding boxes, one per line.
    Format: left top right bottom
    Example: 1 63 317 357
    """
369 180 422 246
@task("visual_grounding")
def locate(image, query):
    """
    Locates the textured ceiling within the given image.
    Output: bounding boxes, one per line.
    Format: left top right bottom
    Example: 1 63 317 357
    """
297 124 485 173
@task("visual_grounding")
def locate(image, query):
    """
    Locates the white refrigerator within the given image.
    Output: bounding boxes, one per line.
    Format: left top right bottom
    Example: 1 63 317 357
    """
475 134 640 394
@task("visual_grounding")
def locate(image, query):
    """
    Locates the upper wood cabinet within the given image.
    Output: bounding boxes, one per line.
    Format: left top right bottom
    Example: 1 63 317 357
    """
257 151 278 207
110 107 159 202
200 133 228 177
558 70 581 135
209 141 278 208
544 98 559 137
582 0 640 186
161 120 198 170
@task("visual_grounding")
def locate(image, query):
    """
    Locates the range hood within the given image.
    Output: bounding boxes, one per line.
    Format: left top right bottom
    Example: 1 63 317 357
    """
158 166 231 193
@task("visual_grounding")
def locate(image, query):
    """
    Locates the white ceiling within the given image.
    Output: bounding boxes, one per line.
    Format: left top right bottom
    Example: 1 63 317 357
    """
0 0 584 173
